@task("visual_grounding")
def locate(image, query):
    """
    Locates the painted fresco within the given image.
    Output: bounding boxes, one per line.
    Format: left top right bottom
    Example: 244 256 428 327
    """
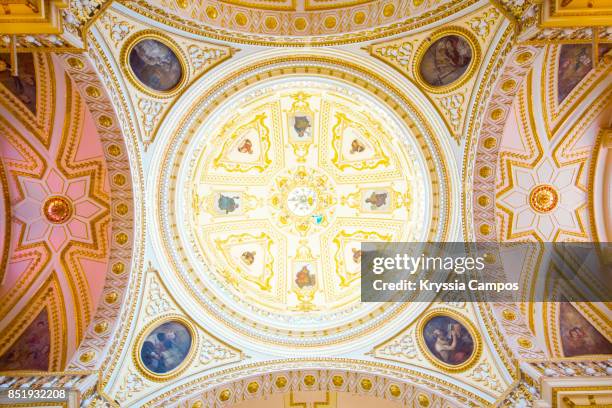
423 315 475 366
419 35 472 87
0 53 37 113
557 44 611 103
140 321 192 374
560 302 612 357
129 39 183 92
0 310 50 371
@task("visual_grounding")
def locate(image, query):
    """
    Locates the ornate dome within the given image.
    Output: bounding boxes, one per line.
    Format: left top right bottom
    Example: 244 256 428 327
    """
1 0 611 406
156 60 457 348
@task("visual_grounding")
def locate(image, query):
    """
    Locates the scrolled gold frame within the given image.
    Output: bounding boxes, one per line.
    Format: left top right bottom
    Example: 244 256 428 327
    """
120 30 189 98
133 314 198 382
416 308 482 373
412 26 481 94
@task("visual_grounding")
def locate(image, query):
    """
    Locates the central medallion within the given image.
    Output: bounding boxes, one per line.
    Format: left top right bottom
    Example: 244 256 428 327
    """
269 166 336 236
287 187 317 216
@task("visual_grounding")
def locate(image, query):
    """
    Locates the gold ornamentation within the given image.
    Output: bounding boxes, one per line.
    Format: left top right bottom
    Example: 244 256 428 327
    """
490 108 504 121
276 376 288 388
286 92 315 162
294 17 307 30
517 337 532 349
235 13 248 26
98 115 113 127
158 55 450 348
383 3 395 16
415 309 483 373
247 381 259 393
113 174 126 186
214 232 275 291
107 144 121 156
353 11 366 24
529 184 559 213
468 8 499 39
116 203 128 215
324 16 337 29
105 292 118 304
121 0 482 46
206 6 218 19
417 393 430 407
94 321 109 334
265 16 278 30
79 350 95 362
42 196 73 224
304 375 316 386
332 375 343 386
438 93 465 133
360 378 372 390
67 57 84 69
115 232 128 245
219 389 231 401
501 79 516 93
477 195 490 207
112 262 125 274
389 384 401 397
483 136 496 149
479 166 492 177
479 224 491 235
86 86 101 98
332 230 391 286
502 309 516 321
515 51 533 64
133 314 198 382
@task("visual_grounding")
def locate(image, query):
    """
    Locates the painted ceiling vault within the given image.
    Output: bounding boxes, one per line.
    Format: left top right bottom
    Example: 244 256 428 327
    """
0 0 611 407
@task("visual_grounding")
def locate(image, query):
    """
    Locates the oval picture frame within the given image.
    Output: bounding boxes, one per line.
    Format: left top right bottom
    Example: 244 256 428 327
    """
133 314 198 381
121 30 188 97
413 27 480 94
416 309 482 373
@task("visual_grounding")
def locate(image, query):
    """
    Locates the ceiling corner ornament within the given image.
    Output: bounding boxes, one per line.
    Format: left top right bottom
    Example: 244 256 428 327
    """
412 26 481 94
415 309 483 374
133 314 199 382
120 30 189 98
95 9 237 149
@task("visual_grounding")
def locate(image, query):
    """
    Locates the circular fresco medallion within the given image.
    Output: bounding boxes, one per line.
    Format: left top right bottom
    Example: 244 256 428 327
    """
126 35 184 93
418 311 480 372
136 318 195 380
418 33 473 89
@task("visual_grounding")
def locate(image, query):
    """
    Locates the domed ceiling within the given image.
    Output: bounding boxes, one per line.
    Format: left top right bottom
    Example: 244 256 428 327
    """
179 78 434 343
150 53 459 350
0 0 611 407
